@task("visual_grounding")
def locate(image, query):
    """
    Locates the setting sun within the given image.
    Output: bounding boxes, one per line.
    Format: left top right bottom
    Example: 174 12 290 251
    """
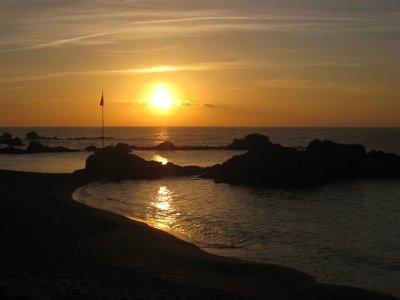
151 84 173 110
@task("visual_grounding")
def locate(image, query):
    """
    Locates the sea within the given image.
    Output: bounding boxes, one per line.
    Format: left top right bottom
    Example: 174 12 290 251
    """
1 127 399 297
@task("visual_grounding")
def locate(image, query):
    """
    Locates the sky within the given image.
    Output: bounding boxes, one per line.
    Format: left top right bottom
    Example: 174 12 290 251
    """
0 0 399 127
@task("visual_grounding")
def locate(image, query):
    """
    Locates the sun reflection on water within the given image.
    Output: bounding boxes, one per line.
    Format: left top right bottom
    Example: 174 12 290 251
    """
152 154 169 165
146 186 176 230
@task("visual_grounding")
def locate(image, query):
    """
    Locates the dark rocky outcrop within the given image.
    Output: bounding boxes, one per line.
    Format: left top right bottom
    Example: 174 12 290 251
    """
85 143 137 152
203 138 400 187
27 141 78 153
307 140 400 178
225 133 270 150
0 146 26 154
2 132 12 139
0 137 23 147
154 141 178 150
85 145 98 152
26 131 59 140
203 142 328 187
26 131 40 139
77 143 203 180
0 142 78 154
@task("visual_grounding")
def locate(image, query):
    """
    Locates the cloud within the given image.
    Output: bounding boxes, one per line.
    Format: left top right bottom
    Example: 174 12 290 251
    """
132 66 180 73
180 100 192 107
94 45 180 55
258 77 388 94
177 99 219 109
2 9 399 54
201 103 219 109
122 100 147 106
0 59 365 84
0 32 117 54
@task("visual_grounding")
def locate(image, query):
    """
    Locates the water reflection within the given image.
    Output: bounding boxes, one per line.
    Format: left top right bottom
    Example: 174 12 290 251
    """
146 186 176 230
156 127 170 144
152 154 169 165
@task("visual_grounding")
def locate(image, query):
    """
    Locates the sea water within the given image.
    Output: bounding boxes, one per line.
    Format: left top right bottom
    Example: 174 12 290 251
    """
1 127 400 296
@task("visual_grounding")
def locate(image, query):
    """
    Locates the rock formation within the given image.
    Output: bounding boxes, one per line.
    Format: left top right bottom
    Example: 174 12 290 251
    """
203 136 400 187
78 143 202 180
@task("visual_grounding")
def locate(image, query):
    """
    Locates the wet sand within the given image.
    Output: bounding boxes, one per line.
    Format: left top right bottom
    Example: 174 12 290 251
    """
0 169 397 299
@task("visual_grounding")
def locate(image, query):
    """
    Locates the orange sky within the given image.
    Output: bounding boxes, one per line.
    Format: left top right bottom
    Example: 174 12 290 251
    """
1 0 399 126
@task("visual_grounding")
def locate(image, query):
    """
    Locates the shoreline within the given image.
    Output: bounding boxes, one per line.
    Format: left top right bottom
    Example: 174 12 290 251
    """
0 169 398 299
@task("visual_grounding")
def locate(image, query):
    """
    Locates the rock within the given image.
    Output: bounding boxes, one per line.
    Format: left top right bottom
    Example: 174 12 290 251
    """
203 138 400 187
26 131 40 139
85 145 98 152
0 137 23 147
307 139 367 157
27 141 77 153
2 132 12 139
0 146 25 154
113 143 132 153
80 144 202 180
11 137 23 146
203 142 328 187
225 134 270 150
154 141 178 150
306 140 384 178
367 150 400 177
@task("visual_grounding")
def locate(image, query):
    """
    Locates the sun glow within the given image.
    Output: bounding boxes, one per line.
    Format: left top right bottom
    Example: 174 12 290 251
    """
151 84 174 110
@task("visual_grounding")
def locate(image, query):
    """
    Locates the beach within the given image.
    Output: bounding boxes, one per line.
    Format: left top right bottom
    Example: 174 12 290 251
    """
0 169 397 299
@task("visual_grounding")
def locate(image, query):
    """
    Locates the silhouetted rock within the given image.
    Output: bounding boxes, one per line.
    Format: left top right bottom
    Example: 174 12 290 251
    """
112 143 132 153
0 137 23 147
305 140 399 178
26 131 40 139
307 139 367 157
367 150 400 177
25 131 60 140
2 132 12 139
85 145 98 152
0 146 25 154
203 138 400 187
203 142 328 187
155 141 178 150
225 133 270 150
27 141 78 153
86 143 137 152
79 144 202 180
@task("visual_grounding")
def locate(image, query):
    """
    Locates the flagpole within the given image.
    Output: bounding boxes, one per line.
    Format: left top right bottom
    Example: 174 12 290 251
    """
101 90 104 149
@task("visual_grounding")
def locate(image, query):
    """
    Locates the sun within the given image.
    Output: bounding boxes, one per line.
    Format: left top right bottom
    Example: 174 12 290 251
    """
151 84 173 110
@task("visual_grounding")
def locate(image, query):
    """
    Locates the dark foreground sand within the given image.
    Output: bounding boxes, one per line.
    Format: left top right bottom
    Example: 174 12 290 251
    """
0 169 397 300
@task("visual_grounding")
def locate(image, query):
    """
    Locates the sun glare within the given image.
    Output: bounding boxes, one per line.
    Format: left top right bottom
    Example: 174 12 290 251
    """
151 84 173 110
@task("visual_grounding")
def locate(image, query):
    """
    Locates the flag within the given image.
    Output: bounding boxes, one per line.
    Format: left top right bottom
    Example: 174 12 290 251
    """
100 92 104 106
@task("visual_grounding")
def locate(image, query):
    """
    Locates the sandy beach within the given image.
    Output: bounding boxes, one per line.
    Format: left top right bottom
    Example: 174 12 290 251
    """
0 169 398 299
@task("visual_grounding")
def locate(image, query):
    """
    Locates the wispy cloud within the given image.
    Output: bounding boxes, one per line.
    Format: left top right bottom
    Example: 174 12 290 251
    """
0 59 366 84
258 77 388 94
0 32 117 54
2 11 399 54
94 45 180 55
201 103 220 109
123 100 147 106
177 99 220 109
